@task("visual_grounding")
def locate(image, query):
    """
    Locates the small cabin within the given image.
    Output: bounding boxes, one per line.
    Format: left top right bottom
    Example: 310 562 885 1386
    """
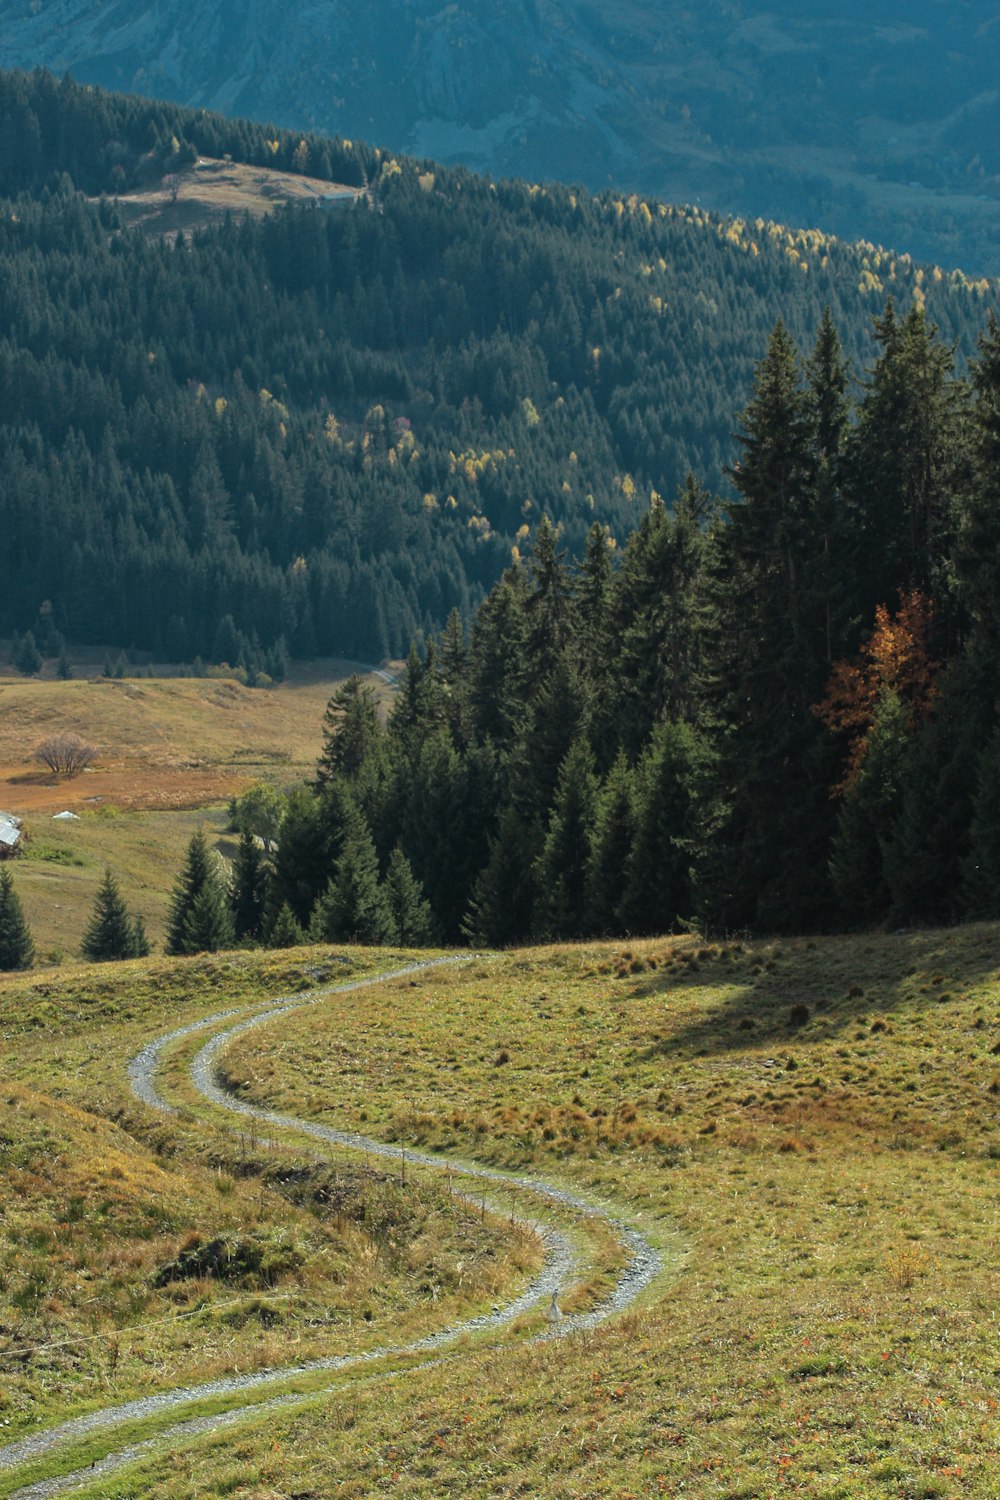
0 814 23 859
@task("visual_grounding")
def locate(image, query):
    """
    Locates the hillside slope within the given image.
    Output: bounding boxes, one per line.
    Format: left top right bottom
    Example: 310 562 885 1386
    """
2 928 999 1493
1 71 996 668
1 0 998 271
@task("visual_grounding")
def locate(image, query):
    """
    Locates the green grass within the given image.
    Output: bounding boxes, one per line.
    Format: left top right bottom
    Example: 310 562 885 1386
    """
0 951 541 1464
3 929 1000 1496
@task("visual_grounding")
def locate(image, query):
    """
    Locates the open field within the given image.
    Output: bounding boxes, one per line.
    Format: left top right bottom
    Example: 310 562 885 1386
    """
0 950 540 1470
0 657 394 956
1 928 999 1496
90 157 364 239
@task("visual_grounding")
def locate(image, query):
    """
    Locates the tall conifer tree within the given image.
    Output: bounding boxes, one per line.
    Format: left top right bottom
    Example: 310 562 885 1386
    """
0 868 34 971
81 867 149 961
699 322 836 931
534 737 598 939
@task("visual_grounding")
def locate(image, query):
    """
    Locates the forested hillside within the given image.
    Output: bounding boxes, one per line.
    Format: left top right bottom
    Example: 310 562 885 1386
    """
0 69 997 667
1 1 998 272
264 306 1000 938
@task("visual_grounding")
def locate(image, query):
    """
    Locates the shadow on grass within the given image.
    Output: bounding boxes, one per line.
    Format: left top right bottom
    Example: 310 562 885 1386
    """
632 923 1000 1060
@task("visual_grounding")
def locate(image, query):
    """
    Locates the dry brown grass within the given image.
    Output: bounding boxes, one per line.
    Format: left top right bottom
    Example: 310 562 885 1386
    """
92 156 364 239
0 658 395 956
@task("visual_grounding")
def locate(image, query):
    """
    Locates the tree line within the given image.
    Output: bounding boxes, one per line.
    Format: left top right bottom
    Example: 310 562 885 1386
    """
4 300 999 962
256 303 1000 941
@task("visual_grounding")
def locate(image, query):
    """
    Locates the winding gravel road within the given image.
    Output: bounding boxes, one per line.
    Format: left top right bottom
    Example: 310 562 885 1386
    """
2 957 662 1498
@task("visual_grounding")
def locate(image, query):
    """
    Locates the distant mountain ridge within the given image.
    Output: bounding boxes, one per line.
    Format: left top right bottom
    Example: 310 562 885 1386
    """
1 0 998 272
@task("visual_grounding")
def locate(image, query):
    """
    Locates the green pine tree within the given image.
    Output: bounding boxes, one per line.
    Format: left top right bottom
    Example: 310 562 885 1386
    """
619 721 697 936
130 913 151 958
314 676 385 790
957 317 1000 679
230 828 267 942
310 811 394 945
81 866 147 961
848 302 961 617
180 881 234 954
0 867 34 970
167 830 231 954
829 691 911 925
462 805 539 948
268 902 306 948
384 846 434 945
885 665 983 925
534 737 599 939
699 321 837 932
584 750 636 936
805 307 854 666
12 631 42 675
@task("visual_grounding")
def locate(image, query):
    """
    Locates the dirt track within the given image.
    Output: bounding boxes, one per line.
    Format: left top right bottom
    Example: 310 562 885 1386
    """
1 959 663 1497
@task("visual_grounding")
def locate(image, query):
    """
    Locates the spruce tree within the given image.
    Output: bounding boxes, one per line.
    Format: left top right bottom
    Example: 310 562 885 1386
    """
266 786 333 929
619 721 697 936
462 805 539 948
468 570 528 749
829 691 910 925
310 811 393 945
314 676 385 790
12 631 42 675
805 308 854 666
180 881 234 954
956 317 1000 681
509 657 586 828
534 737 598 939
268 902 306 948
230 829 266 941
584 751 636 936
167 830 231 955
436 608 471 747
384 846 434 945
81 867 148 961
848 303 961 618
523 516 573 695
597 483 709 760
0 868 34 970
130 913 151 958
699 321 837 932
884 666 982 926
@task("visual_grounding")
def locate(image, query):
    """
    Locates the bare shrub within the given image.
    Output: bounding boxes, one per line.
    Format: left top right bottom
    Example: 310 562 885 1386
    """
34 734 97 776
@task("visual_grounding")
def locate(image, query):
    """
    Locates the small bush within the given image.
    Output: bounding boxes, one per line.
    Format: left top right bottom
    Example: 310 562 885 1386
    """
34 733 97 776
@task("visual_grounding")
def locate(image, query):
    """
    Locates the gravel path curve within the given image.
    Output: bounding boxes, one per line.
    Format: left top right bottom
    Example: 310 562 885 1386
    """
2 957 662 1498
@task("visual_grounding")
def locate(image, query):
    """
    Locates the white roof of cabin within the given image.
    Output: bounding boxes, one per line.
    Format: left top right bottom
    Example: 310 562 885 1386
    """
0 815 22 848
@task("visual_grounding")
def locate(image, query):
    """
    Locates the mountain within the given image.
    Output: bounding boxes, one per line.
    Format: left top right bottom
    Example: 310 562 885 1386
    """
1 1 998 273
0 68 996 671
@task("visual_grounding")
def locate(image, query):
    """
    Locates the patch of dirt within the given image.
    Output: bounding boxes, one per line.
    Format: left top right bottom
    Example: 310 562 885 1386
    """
0 765 254 816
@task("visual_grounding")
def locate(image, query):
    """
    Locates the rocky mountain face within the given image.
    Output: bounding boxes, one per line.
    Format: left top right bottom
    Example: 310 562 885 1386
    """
2 0 998 270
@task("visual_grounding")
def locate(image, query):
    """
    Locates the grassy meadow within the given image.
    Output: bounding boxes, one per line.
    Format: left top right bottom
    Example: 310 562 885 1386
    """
1 928 999 1496
0 657 391 955
0 950 542 1473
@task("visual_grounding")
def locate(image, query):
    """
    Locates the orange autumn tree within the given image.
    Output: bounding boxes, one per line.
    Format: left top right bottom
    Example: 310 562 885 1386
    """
813 589 939 793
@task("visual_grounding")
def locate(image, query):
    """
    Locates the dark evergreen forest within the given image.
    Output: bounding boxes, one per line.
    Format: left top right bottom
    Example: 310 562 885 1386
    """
253 306 1000 940
1 69 996 667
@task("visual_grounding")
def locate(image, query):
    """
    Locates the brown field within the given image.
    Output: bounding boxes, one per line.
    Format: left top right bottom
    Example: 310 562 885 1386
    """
0 656 396 958
93 156 364 239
